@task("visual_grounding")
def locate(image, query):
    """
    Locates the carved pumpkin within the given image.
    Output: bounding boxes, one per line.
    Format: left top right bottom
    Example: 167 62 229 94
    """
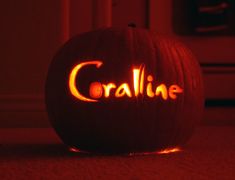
45 27 204 154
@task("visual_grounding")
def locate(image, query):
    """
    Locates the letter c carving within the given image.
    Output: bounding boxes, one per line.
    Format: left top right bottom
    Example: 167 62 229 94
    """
69 61 103 102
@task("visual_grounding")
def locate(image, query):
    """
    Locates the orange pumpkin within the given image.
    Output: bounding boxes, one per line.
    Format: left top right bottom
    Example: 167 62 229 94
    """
45 27 204 154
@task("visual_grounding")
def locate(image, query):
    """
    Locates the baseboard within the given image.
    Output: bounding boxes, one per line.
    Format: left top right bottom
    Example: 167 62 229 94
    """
0 94 45 112
0 94 50 128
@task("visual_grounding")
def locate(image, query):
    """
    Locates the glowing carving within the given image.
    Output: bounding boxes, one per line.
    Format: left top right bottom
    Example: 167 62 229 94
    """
68 60 183 102
115 83 132 98
139 66 145 94
102 83 116 98
89 82 103 99
146 75 155 98
156 84 168 100
133 68 141 96
133 64 145 96
69 61 102 102
169 85 183 99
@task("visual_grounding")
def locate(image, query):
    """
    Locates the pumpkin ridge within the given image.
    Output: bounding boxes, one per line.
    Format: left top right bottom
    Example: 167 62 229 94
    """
45 27 204 153
177 44 201 144
164 40 182 146
176 44 188 146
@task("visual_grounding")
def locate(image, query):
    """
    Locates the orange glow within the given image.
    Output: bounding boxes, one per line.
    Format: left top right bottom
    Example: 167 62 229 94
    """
68 61 183 102
102 83 116 98
69 147 89 154
69 147 82 153
140 66 145 94
133 64 145 96
69 61 102 102
157 147 181 154
115 83 132 97
169 85 183 99
155 84 168 100
89 82 103 99
128 147 181 156
146 75 155 97
133 68 141 96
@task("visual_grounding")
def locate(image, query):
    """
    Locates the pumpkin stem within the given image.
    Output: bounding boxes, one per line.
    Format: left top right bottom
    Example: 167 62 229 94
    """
128 23 136 28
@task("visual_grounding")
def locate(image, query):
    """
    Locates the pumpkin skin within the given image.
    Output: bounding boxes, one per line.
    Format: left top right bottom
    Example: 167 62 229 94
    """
45 27 204 154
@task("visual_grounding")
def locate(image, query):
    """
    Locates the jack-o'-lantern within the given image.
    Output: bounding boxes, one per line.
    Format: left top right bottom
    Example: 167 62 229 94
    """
45 27 204 154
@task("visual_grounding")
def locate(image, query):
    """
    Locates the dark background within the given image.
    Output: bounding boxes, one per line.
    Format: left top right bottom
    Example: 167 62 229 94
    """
0 1 235 179
0 0 234 126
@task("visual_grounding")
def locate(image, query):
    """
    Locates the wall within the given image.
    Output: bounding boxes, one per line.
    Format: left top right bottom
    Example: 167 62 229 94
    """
112 0 147 28
0 0 94 127
0 0 234 127
0 0 59 127
149 0 235 125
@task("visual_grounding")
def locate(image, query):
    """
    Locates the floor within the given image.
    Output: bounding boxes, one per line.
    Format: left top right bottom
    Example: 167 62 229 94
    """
0 127 235 180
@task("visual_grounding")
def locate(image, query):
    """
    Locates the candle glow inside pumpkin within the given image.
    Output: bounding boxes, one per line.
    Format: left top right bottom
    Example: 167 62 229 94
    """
68 60 183 102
